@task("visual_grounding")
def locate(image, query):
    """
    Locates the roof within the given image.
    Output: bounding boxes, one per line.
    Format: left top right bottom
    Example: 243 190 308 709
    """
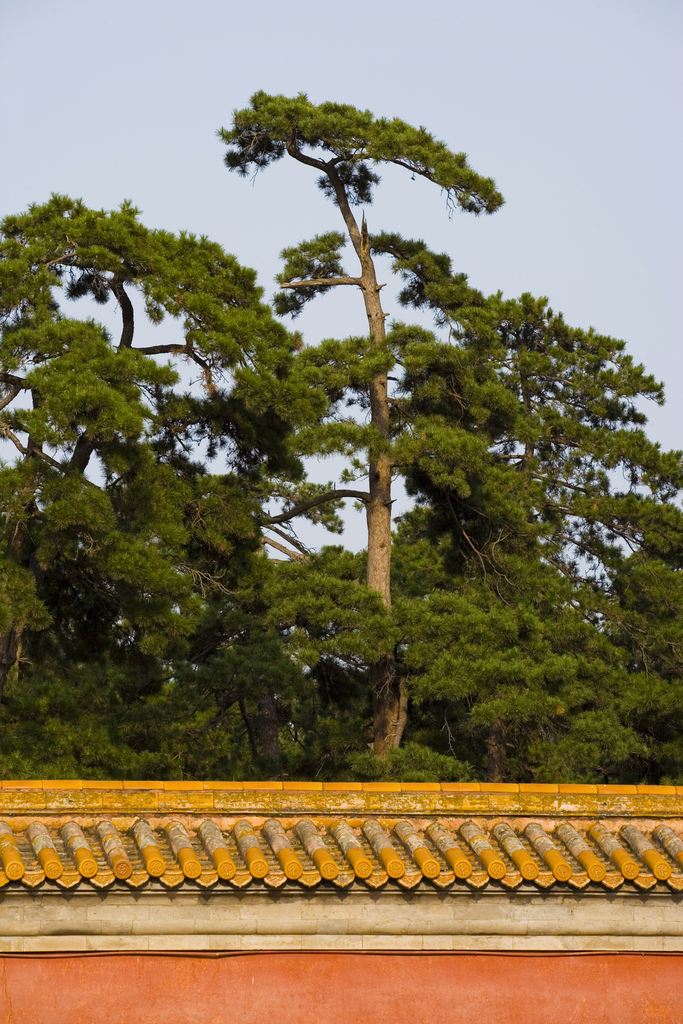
0 781 681 894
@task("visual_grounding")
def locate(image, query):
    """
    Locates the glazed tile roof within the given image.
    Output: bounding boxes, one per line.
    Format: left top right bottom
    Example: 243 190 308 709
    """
0 781 681 894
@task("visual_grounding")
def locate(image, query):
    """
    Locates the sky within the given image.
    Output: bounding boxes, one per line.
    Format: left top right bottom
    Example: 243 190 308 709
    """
1 0 681 551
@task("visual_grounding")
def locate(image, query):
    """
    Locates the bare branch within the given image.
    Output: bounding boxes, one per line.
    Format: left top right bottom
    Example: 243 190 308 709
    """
44 249 77 269
263 536 307 562
177 563 231 596
540 477 591 495
280 277 362 289
0 384 22 413
0 372 27 389
284 138 328 173
266 488 369 526
132 344 212 373
265 523 310 556
133 344 188 356
0 420 63 471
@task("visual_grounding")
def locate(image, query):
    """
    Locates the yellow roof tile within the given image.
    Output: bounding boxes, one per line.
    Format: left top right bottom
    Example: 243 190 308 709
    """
362 783 402 792
14 811 683 890
203 782 244 790
282 782 323 791
441 783 481 791
401 783 441 792
598 785 638 794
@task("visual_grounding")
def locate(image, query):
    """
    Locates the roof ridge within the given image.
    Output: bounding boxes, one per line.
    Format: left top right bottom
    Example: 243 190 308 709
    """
0 781 680 794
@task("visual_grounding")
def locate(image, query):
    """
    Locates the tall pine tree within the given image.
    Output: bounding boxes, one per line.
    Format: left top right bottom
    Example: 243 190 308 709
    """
219 92 503 755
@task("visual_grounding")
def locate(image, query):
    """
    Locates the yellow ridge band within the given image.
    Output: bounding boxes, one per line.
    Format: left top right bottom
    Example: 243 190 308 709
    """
312 849 339 880
347 847 372 879
74 847 98 878
177 847 202 879
413 847 440 879
245 847 268 878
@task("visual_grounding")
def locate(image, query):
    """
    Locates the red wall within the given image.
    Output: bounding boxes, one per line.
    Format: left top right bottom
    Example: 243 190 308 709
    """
3 952 682 1023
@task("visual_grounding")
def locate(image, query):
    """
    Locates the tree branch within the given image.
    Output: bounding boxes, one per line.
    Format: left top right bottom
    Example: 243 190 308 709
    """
0 372 27 389
266 489 369 526
284 138 328 173
325 164 363 257
285 138 363 258
0 384 23 413
134 344 188 356
68 432 95 474
263 536 307 562
132 344 211 373
44 247 78 269
392 159 438 185
280 277 362 289
0 420 63 471
110 278 135 349
265 523 310 556
238 697 258 760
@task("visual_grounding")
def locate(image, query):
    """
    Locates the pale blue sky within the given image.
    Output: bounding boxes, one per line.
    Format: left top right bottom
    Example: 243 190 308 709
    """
1 0 681 549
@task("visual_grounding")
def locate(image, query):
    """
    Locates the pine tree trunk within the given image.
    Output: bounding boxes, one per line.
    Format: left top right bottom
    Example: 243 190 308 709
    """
0 517 29 703
486 719 507 782
256 693 280 763
289 155 406 757
0 628 19 704
355 219 404 756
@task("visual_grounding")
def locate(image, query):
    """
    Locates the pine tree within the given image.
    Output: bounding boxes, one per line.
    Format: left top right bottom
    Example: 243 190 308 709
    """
219 92 503 755
374 252 683 782
0 195 303 720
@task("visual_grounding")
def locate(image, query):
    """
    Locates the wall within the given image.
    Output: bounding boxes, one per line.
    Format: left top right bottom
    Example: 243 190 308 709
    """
2 888 683 952
1 952 682 1023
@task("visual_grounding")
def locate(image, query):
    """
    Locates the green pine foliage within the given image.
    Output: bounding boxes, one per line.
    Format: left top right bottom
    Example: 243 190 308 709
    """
380 265 683 782
1 97 682 784
0 195 312 778
220 91 503 214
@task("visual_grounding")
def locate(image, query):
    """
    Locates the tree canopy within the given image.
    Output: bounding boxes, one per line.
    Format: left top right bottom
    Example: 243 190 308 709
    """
1 97 682 784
